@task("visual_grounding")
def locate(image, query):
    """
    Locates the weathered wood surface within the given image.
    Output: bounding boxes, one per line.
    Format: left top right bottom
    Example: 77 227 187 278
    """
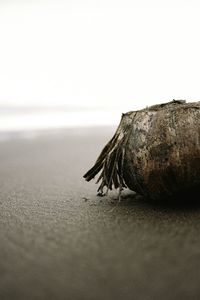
84 100 200 200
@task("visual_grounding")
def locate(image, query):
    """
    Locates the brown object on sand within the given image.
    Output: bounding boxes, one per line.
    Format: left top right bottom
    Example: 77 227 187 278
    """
83 100 200 200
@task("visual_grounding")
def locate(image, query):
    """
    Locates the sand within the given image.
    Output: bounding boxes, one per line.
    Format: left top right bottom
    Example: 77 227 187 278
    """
1 126 200 300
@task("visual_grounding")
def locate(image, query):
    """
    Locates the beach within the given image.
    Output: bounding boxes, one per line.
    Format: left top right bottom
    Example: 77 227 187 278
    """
1 126 200 300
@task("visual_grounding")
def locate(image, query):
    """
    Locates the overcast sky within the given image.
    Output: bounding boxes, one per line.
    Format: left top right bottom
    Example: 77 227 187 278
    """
0 0 200 111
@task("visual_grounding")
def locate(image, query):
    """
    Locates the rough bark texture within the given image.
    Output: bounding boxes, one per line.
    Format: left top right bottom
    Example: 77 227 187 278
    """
84 100 200 200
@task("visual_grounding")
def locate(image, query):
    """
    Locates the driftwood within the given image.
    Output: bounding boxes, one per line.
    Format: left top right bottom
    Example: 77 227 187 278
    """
83 100 200 200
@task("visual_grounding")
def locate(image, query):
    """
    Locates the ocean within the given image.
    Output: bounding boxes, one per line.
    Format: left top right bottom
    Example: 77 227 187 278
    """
0 107 121 141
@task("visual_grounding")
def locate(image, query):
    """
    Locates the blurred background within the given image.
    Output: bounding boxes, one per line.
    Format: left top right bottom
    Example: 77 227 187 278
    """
0 0 200 132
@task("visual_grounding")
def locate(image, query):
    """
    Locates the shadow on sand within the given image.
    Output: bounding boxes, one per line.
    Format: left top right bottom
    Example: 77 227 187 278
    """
107 187 200 214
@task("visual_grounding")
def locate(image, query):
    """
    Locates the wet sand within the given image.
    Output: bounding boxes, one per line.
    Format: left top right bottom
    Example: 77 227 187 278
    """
1 126 200 300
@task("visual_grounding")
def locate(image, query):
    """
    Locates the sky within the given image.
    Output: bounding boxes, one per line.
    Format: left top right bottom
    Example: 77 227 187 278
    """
0 0 200 113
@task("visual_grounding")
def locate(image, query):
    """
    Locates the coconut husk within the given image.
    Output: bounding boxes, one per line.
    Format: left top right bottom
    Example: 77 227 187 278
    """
83 100 200 200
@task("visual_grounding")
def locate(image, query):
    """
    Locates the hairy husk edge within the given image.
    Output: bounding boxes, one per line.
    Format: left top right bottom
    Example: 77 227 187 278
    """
83 113 135 196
